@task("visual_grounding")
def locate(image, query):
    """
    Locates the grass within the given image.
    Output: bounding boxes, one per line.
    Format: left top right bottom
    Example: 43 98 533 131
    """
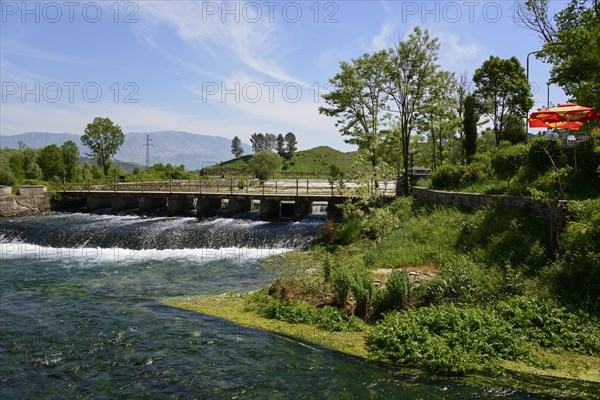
205 146 359 177
502 350 600 383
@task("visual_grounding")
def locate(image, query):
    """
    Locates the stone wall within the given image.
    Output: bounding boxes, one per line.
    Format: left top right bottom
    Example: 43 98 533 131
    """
0 191 52 217
411 187 570 229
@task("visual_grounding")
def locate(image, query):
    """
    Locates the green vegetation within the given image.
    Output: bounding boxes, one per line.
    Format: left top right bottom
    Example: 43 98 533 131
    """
368 297 600 375
81 116 125 176
249 150 282 181
206 146 357 178
210 196 600 382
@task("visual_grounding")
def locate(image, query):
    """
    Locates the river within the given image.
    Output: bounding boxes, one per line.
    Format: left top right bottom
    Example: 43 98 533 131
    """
0 211 555 398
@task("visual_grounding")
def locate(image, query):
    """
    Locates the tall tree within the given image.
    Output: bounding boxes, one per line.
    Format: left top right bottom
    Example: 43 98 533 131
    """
37 144 65 180
320 50 390 186
230 136 244 158
473 56 533 145
264 133 277 151
81 117 125 176
513 0 557 43
541 0 600 109
61 140 80 181
463 94 479 164
284 132 298 158
23 147 41 179
385 26 441 195
276 134 286 156
250 133 266 153
417 70 459 170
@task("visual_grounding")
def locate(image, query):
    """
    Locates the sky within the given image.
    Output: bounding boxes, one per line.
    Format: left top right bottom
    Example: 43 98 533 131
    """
1 0 567 151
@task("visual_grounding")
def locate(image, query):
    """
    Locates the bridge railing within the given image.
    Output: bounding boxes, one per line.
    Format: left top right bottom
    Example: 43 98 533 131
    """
62 178 397 197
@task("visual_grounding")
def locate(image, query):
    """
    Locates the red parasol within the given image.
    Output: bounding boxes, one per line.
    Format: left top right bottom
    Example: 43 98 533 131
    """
529 102 600 131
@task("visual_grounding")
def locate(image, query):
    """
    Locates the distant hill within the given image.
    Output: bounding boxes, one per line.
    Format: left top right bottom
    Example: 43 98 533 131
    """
208 146 359 177
0 131 252 169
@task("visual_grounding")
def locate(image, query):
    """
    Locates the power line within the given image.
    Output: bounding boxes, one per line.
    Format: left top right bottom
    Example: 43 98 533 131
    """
142 134 153 167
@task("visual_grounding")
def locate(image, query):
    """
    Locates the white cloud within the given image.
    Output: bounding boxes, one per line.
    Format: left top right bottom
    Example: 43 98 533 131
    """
436 32 482 72
370 23 396 51
1 37 89 64
136 1 308 85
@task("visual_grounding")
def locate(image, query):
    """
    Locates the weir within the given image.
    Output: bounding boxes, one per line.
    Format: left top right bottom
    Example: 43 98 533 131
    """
87 195 112 211
227 198 252 217
112 195 139 214
260 199 281 220
197 196 223 217
167 196 196 216
139 196 167 214
60 191 348 221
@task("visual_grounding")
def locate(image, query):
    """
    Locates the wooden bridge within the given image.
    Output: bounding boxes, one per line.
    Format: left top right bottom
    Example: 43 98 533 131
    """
59 178 397 221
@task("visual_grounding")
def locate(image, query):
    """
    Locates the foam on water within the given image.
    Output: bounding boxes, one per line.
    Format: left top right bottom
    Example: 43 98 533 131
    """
0 239 291 265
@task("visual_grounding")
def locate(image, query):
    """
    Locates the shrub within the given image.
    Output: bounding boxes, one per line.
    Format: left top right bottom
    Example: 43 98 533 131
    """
416 256 501 305
382 269 410 311
431 165 463 190
525 136 566 179
334 216 363 245
260 301 362 332
0 168 16 186
350 272 373 318
545 199 600 313
456 206 551 274
331 269 352 306
460 161 490 187
491 142 527 189
367 304 534 375
493 297 600 354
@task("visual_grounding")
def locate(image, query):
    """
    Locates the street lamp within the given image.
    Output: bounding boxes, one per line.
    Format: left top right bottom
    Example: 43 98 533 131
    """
526 50 542 136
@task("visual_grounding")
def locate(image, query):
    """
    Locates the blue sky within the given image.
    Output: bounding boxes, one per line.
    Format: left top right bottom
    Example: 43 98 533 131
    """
1 0 566 151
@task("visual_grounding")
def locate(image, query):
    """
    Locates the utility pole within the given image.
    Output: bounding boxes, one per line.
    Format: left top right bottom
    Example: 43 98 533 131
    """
143 134 153 167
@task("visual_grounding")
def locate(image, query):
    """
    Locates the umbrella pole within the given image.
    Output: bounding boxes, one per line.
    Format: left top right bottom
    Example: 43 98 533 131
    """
570 115 578 172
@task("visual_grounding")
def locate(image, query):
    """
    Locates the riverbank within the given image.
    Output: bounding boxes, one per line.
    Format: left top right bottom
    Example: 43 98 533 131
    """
162 292 600 398
163 196 600 398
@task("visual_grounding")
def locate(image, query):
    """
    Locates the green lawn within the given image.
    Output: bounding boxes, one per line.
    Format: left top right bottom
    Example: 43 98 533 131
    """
206 146 359 178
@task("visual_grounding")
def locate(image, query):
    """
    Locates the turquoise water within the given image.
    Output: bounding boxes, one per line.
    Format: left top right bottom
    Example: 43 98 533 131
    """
0 213 556 398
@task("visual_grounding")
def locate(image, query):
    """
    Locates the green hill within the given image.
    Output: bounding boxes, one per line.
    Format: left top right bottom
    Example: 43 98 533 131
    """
205 146 358 178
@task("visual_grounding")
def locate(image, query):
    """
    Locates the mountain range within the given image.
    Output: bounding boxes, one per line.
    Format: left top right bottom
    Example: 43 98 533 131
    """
0 131 252 170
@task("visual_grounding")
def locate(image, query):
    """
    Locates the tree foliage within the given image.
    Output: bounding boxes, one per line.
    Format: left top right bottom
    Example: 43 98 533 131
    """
61 140 80 181
276 134 286 156
473 56 533 145
231 136 244 158
81 117 125 176
320 50 390 182
249 150 282 180
385 27 441 195
515 0 600 109
541 0 600 109
23 147 41 180
250 133 278 153
284 132 298 159
37 145 65 180
492 142 528 188
417 70 459 170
